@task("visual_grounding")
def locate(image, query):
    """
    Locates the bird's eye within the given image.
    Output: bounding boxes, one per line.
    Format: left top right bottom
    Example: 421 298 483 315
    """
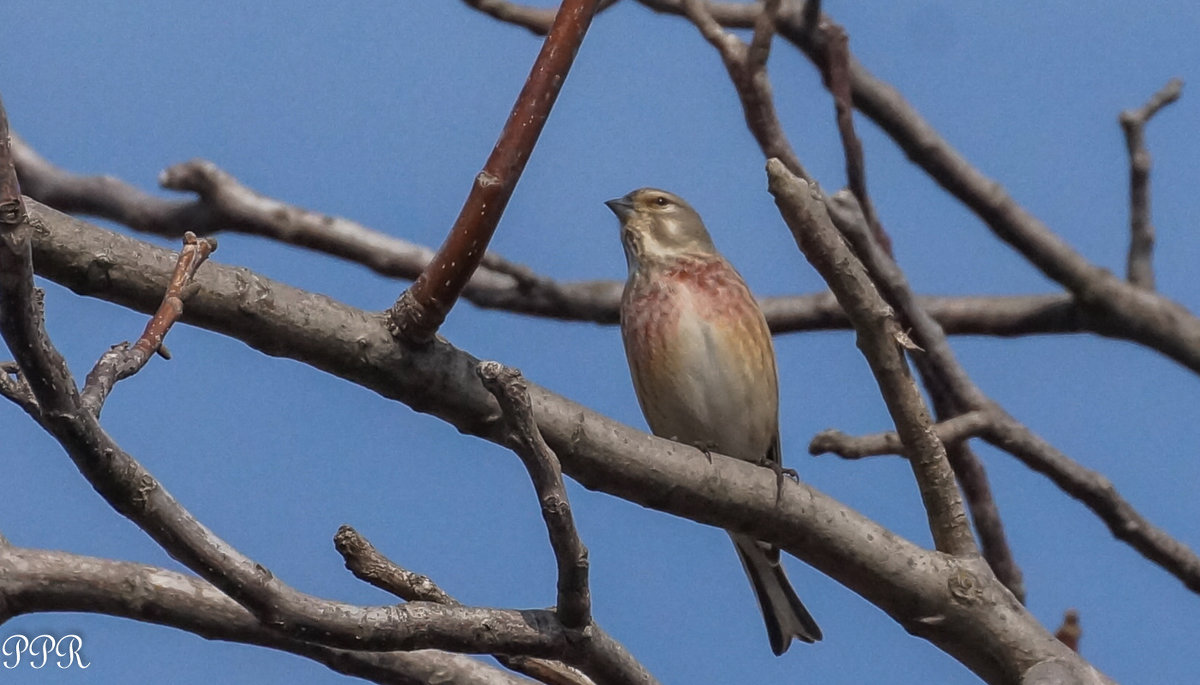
653 196 670 207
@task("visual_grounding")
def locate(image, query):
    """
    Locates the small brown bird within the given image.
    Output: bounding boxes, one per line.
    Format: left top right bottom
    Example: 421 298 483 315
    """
607 187 821 654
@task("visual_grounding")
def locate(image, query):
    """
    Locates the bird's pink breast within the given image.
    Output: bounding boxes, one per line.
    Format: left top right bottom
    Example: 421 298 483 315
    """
620 255 778 461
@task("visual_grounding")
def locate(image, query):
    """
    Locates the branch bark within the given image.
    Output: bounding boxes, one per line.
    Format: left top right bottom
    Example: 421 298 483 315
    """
20 196 1111 684
766 160 974 558
1119 78 1183 290
0 544 531 685
390 0 603 344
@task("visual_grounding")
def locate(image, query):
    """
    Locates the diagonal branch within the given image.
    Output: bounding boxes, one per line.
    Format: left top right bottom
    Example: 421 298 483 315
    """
767 160 974 558
1119 78 1183 290
79 231 216 414
390 0 603 344
827 192 1024 599
680 0 808 178
636 1 1200 375
815 18 890 254
676 0 1020 593
478 362 590 629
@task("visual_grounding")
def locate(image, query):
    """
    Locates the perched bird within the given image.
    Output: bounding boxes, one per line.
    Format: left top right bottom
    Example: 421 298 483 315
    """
607 187 822 654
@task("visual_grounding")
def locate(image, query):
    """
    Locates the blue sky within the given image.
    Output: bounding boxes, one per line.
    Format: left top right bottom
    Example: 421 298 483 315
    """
3 2 1199 683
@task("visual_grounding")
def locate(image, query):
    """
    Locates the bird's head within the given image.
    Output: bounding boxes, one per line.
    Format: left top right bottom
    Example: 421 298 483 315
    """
605 188 716 273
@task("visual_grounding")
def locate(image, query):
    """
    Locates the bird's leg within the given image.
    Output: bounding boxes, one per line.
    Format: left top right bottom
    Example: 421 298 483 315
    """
689 439 719 465
760 457 799 503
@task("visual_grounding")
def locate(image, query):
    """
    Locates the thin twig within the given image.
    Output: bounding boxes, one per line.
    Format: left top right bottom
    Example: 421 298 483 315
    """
390 0 603 344
477 361 591 630
334 526 456 604
335 526 595 685
680 0 809 178
0 360 39 418
80 231 216 414
817 19 890 254
810 410 989 459
982 413 1200 594
462 0 622 35
1119 78 1183 290
767 160 975 558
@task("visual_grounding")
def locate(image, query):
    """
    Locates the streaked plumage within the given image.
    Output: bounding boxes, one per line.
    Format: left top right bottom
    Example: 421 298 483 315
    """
608 187 822 654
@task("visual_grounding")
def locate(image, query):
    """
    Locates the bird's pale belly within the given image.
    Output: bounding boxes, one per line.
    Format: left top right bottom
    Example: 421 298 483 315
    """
624 289 777 462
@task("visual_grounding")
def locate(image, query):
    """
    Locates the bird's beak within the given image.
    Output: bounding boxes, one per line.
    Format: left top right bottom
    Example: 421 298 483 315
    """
605 196 635 221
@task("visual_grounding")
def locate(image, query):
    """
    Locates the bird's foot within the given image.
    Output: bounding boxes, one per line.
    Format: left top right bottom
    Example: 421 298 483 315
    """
759 458 799 503
692 440 719 465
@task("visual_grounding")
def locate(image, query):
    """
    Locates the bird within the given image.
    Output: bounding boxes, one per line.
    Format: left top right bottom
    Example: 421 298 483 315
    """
606 187 822 655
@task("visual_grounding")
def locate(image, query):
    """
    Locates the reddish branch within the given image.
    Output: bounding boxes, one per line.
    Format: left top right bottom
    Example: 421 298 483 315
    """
390 0 603 344
1119 78 1183 290
80 231 216 414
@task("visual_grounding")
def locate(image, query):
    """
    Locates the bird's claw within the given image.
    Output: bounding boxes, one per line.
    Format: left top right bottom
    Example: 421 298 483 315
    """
693 441 718 465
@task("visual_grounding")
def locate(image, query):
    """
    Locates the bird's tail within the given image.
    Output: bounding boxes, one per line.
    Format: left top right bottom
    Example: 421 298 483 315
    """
730 533 822 655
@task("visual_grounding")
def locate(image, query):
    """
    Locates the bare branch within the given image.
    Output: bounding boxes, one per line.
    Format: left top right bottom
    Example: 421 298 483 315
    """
816 19 890 254
766 160 974 558
462 0 622 34
745 0 781 70
334 526 456 605
390 0 604 344
14 136 552 303
640 2 1200 375
828 190 1035 597
80 231 216 414
810 410 990 459
0 545 531 685
21 199 1107 683
335 526 596 685
478 362 590 629
1119 78 1183 290
982 414 1200 594
679 0 809 178
0 360 39 418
